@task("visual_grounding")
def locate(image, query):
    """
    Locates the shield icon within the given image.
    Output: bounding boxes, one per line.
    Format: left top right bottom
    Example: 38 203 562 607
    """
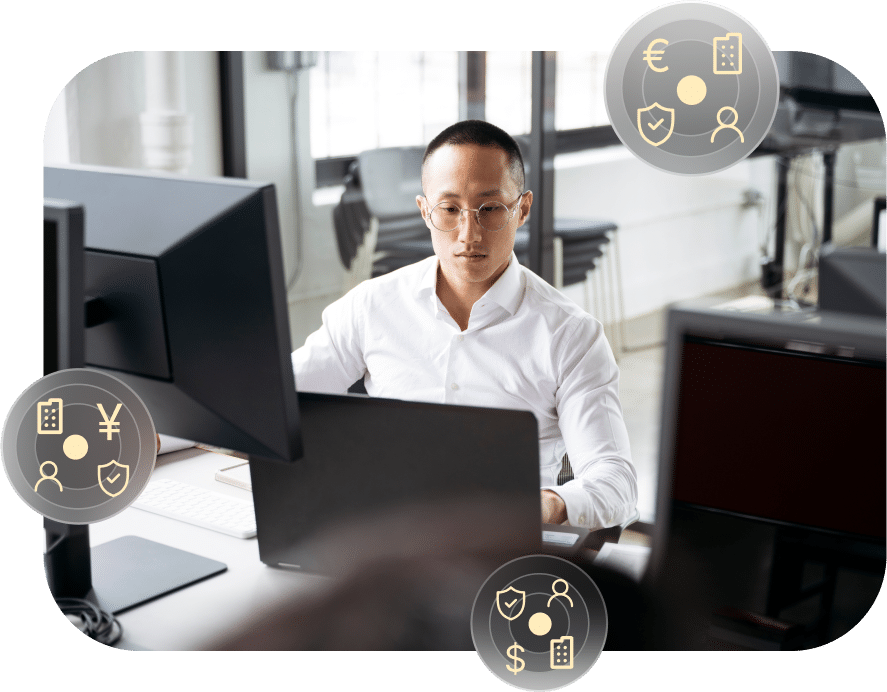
637 102 675 147
496 586 526 621
97 459 130 498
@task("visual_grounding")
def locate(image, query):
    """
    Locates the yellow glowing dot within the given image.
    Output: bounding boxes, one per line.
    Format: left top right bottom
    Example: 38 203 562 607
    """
677 75 707 105
528 612 552 636
63 434 88 460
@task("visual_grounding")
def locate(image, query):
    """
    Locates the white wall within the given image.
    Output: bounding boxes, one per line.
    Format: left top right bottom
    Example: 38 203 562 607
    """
555 146 768 320
42 51 336 349
44 51 222 176
240 53 344 350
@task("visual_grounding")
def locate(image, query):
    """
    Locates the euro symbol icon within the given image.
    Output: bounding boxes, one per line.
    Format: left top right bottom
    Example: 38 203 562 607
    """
643 38 669 72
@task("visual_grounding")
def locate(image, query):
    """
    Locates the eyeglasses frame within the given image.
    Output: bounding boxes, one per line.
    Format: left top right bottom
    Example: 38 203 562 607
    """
422 191 528 232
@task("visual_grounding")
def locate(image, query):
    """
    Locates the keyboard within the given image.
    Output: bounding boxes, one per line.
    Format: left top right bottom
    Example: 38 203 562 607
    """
132 478 257 539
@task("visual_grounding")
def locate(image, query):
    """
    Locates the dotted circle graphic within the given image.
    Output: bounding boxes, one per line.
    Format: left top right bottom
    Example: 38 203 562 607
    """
1 369 156 524
471 555 607 691
604 1 779 175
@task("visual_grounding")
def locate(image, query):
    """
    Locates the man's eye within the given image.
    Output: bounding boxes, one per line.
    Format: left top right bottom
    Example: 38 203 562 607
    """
438 206 459 214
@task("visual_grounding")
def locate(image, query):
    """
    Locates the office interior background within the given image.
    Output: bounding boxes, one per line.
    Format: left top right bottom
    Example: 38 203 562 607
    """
42 50 886 527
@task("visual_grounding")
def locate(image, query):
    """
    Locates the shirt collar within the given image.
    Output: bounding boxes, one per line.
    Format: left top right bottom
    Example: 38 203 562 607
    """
416 255 439 300
416 252 523 316
481 252 523 315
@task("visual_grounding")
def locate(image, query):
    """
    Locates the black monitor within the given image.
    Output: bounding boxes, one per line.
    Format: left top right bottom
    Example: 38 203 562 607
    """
44 165 301 462
818 244 886 318
42 200 93 600
649 300 885 649
43 199 85 374
42 165 302 613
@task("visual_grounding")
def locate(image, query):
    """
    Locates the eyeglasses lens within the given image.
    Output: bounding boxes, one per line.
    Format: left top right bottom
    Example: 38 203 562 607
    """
430 202 510 232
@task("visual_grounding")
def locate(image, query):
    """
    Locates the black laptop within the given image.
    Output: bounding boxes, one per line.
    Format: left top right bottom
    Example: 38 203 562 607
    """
249 392 543 575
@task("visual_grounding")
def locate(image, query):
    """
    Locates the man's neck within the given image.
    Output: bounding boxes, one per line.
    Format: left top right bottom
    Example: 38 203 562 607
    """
435 262 507 332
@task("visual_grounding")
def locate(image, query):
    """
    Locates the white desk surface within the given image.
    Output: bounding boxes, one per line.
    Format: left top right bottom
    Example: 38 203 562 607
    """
88 448 328 651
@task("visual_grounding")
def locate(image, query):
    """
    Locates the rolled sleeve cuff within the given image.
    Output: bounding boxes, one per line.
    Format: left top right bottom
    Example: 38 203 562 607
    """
542 471 637 530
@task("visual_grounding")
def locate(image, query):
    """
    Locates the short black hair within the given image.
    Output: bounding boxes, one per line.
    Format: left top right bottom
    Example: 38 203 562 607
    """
422 120 525 193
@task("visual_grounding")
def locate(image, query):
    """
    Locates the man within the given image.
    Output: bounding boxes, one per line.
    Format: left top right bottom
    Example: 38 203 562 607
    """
292 120 636 529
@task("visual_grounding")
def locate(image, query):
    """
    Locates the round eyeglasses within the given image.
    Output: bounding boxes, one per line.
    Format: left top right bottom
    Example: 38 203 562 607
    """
425 192 527 232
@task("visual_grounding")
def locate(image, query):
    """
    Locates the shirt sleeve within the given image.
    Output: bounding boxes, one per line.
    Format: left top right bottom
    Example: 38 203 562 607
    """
543 316 638 530
291 284 368 394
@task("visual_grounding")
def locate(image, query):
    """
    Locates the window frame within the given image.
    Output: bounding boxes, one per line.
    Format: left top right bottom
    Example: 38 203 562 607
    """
315 125 621 188
312 51 623 189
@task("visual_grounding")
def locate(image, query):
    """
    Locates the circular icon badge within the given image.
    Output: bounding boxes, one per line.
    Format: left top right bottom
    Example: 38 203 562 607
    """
471 555 607 690
604 1 779 175
2 369 156 524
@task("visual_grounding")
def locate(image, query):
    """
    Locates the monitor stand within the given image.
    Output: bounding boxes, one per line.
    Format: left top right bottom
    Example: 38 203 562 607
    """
45 519 226 615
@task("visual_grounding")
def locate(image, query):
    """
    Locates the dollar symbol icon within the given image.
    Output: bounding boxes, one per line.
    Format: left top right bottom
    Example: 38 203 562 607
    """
506 642 525 675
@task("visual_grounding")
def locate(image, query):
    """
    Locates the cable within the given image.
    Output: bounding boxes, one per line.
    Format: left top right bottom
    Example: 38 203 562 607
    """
785 153 823 303
772 138 884 191
56 598 123 647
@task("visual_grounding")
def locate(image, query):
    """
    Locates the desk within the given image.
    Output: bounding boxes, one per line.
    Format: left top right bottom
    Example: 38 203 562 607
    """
88 448 328 650
85 449 642 650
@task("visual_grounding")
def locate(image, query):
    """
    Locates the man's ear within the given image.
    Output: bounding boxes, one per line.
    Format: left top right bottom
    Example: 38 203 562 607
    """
416 195 432 229
518 190 533 226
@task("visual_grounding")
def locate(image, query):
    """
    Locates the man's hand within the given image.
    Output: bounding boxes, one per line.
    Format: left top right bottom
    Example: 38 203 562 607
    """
541 490 568 524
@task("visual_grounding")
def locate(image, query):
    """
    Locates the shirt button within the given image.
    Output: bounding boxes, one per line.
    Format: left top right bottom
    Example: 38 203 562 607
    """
579 514 586 524
451 383 459 391
457 335 465 342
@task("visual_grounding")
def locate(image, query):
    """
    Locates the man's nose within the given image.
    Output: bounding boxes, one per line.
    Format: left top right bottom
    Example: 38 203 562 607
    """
456 209 483 241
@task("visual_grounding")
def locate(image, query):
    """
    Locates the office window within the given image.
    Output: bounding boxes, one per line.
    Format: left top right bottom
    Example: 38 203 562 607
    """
485 51 532 136
310 52 459 159
485 51 611 134
555 51 610 130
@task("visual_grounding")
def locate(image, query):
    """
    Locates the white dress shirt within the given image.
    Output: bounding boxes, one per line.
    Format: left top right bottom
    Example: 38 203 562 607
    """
292 253 637 530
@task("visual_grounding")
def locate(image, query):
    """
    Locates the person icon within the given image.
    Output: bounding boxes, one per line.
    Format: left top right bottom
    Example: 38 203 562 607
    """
547 578 574 607
35 461 63 493
711 106 745 143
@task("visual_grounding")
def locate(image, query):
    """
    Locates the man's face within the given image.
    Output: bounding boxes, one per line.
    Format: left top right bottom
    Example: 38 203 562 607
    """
417 143 531 293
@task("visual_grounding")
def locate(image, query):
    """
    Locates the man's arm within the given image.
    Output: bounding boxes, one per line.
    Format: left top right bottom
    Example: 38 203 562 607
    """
291 286 368 393
547 317 638 530
541 489 568 524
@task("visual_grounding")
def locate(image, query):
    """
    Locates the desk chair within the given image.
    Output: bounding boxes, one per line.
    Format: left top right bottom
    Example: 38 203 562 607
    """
332 147 428 278
332 160 369 271
356 147 429 278
332 161 379 294
511 136 626 357
552 219 625 359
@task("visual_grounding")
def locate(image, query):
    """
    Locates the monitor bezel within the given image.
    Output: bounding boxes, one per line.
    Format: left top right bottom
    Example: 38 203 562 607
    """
647 298 886 586
43 198 85 373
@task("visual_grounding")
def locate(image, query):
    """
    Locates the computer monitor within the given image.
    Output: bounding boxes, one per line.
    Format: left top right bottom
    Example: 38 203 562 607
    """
43 165 302 612
818 243 886 318
649 300 885 648
42 199 92 601
44 165 301 462
43 199 85 374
